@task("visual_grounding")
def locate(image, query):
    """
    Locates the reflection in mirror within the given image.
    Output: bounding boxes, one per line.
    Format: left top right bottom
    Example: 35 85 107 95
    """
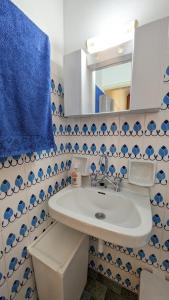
94 61 132 113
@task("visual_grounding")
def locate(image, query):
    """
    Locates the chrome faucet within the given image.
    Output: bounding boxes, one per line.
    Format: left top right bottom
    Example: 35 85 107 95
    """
90 154 122 192
99 153 109 175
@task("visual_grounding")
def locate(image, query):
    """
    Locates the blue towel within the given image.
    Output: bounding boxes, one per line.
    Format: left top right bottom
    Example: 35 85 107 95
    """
0 0 55 157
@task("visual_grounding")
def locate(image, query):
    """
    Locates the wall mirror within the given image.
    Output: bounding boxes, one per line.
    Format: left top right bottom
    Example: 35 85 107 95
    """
64 42 134 116
94 61 132 113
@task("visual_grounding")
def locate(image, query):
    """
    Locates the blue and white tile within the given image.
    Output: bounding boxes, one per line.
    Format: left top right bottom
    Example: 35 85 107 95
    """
119 114 145 137
0 231 4 262
0 283 9 300
15 277 37 300
24 156 55 189
0 164 27 201
0 191 29 232
159 249 169 278
28 201 49 238
2 216 29 256
3 240 30 288
7 258 34 300
118 135 143 160
0 256 7 289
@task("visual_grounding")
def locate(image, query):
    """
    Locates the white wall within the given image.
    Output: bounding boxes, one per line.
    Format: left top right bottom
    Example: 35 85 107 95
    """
12 0 64 80
64 0 169 54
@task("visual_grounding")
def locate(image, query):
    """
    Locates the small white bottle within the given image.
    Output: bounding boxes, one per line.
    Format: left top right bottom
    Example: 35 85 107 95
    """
71 164 81 187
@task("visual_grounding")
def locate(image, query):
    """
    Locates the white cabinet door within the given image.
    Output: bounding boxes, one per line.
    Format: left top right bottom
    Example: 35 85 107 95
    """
64 50 82 116
64 49 91 116
131 17 169 111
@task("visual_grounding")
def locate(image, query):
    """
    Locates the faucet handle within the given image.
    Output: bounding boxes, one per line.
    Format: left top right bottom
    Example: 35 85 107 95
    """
90 173 97 186
114 176 122 183
90 173 97 179
114 176 122 192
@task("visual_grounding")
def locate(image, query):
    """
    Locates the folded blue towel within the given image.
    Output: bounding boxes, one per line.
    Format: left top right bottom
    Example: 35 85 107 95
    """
0 0 55 157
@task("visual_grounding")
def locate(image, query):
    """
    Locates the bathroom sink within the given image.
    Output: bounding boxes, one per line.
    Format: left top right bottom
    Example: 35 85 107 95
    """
48 185 152 247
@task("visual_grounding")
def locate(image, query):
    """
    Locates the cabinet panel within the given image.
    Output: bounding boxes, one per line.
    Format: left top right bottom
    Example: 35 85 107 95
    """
64 49 91 116
131 18 169 111
64 50 82 116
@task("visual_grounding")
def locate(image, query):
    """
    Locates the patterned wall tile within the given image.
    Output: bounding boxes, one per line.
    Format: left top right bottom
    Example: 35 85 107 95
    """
119 114 145 137
75 77 169 293
0 80 69 299
14 277 38 300
0 256 7 290
1 67 169 299
0 283 9 300
0 163 27 202
0 191 29 232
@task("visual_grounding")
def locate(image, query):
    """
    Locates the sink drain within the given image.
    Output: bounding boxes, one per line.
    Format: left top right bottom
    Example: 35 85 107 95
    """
95 212 106 220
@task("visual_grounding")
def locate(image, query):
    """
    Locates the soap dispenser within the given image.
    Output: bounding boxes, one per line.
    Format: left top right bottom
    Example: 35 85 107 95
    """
71 163 81 187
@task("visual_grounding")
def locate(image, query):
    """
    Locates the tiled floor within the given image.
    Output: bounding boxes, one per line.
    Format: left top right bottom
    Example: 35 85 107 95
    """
81 269 138 300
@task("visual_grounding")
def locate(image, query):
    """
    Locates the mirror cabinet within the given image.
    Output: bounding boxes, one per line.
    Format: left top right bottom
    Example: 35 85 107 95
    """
64 17 169 117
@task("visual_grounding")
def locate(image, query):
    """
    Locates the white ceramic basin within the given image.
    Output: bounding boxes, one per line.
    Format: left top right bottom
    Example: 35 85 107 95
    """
48 185 152 247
